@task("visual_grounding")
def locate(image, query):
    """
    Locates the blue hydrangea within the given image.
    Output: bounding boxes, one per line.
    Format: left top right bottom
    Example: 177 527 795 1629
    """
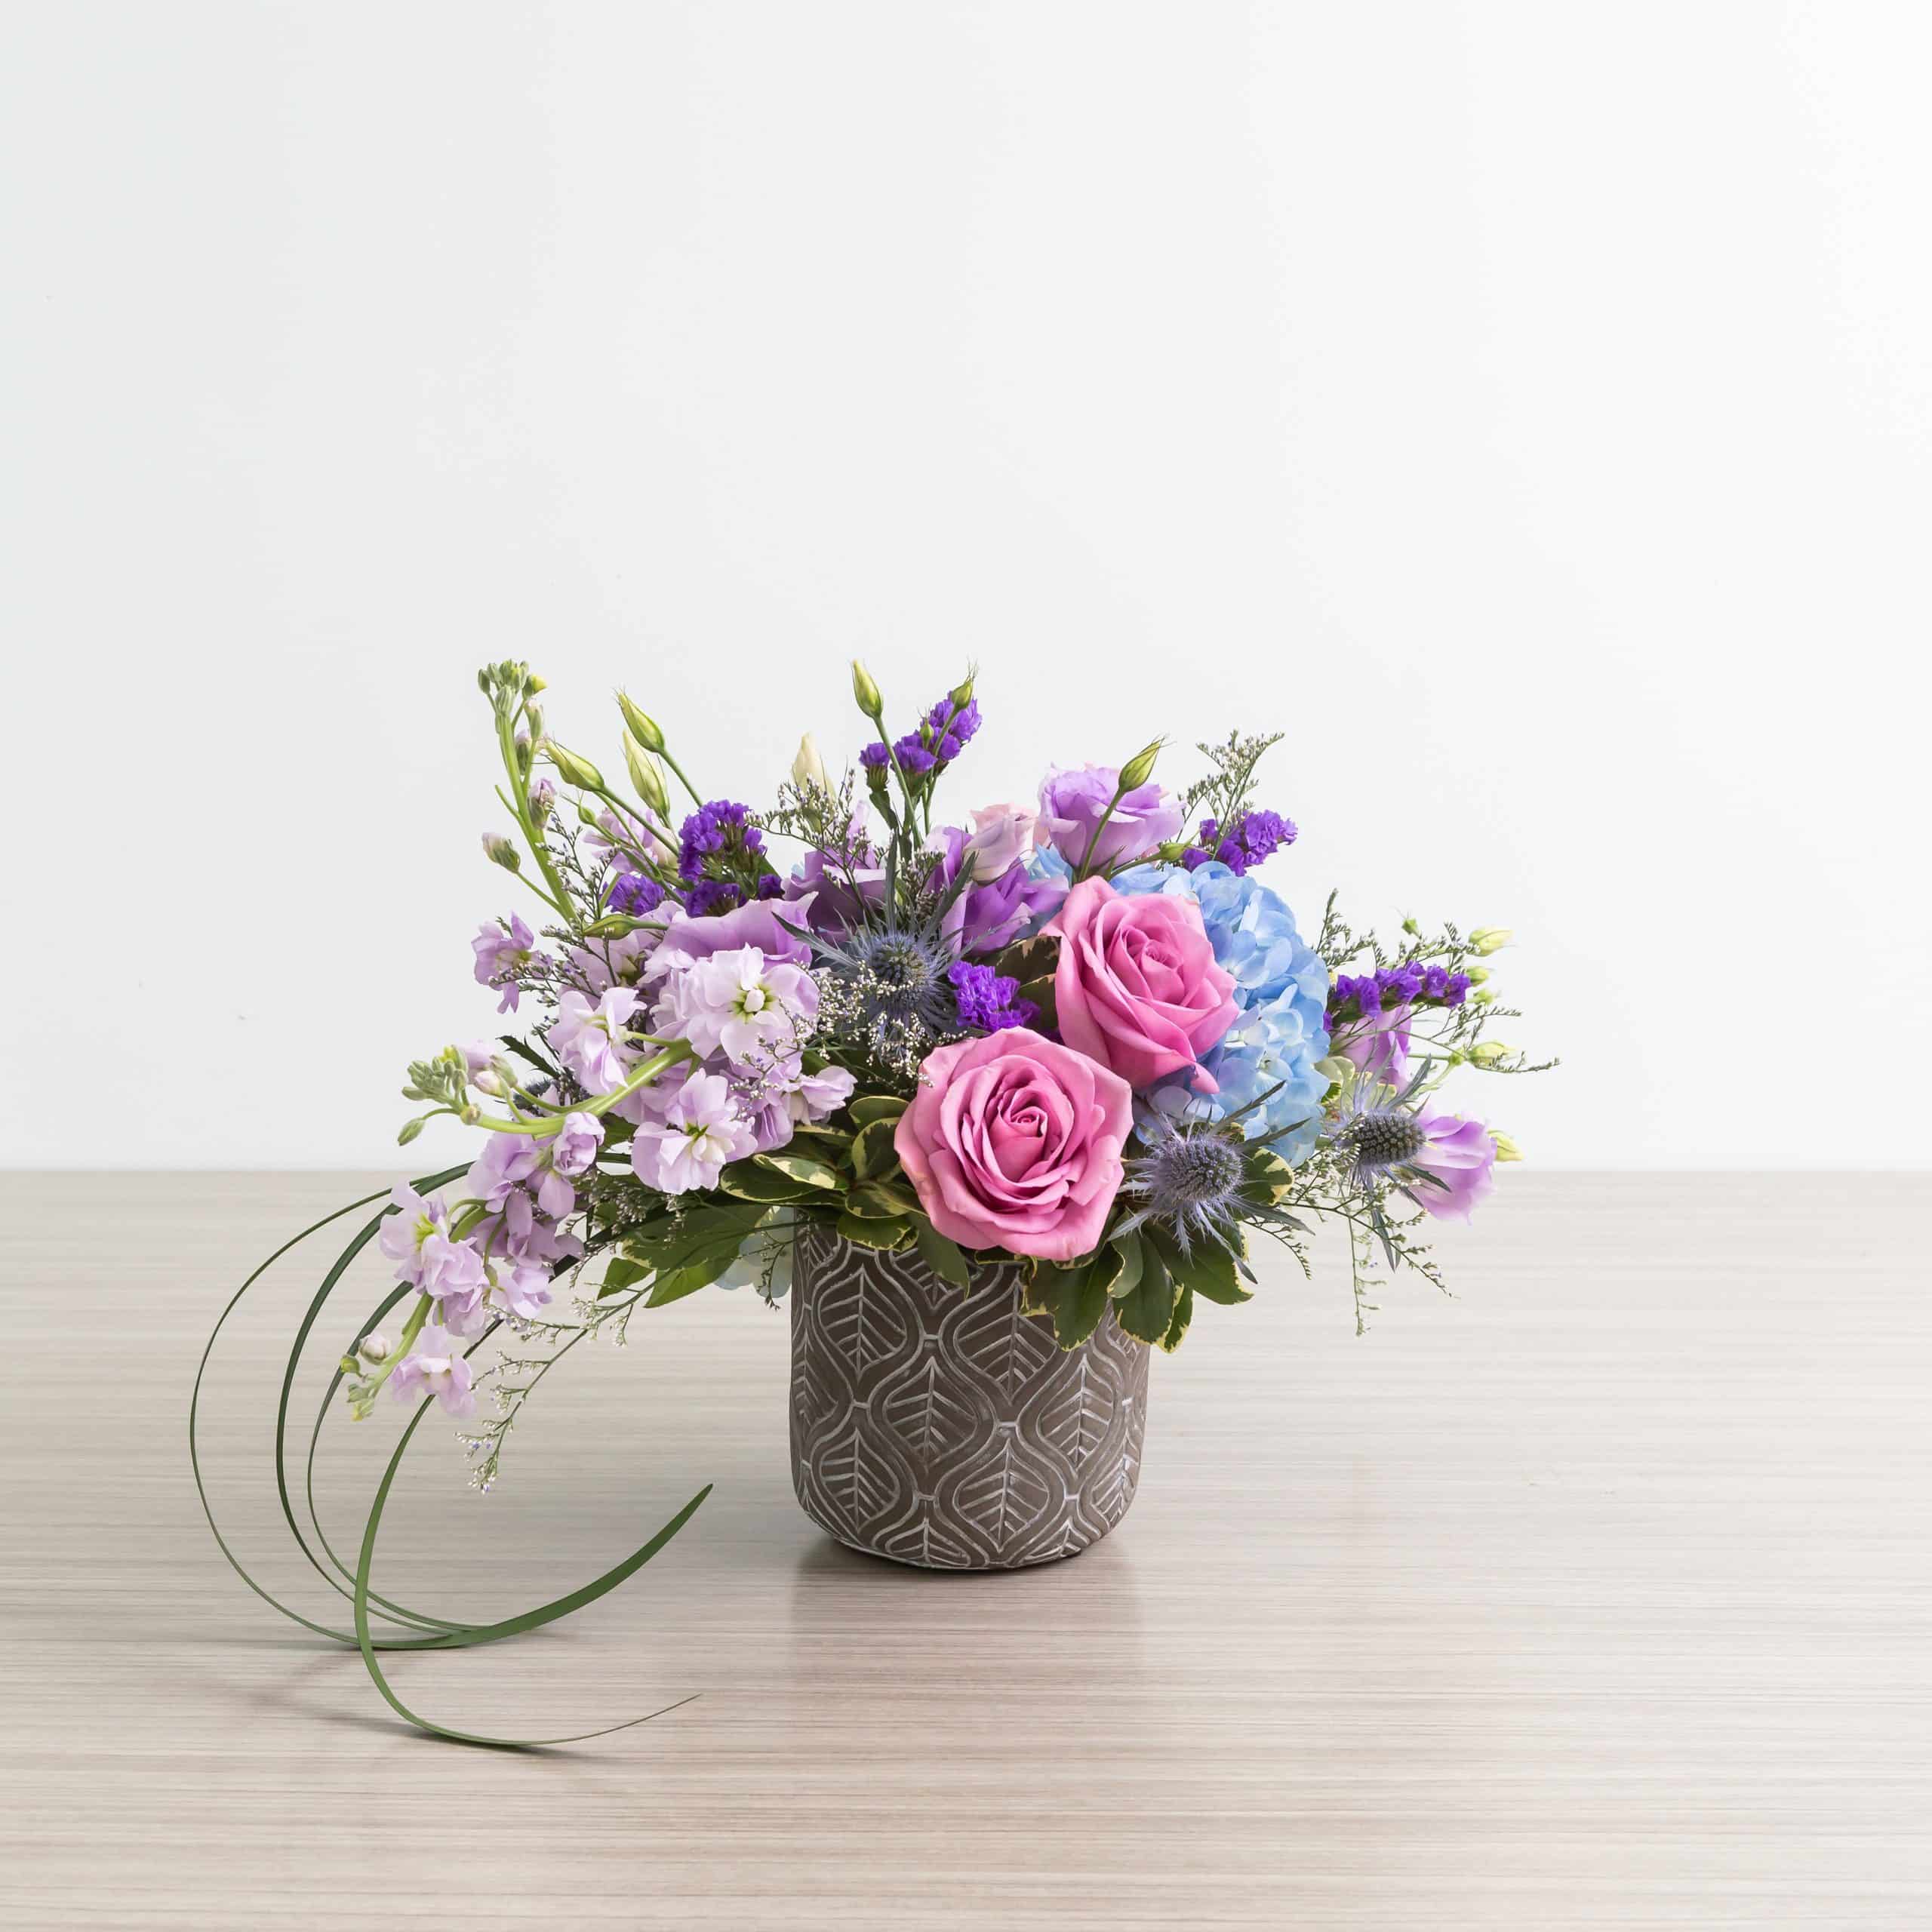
1111 860 1331 1157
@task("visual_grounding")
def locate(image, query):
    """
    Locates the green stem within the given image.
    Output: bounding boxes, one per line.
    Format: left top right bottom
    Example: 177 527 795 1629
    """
469 1041 696 1137
657 749 706 811
1075 786 1127 881
497 704 575 913
358 1294 431 1403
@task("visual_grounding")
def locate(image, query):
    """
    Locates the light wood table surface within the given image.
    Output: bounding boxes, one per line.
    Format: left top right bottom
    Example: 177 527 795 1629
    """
3 1171 1927 1928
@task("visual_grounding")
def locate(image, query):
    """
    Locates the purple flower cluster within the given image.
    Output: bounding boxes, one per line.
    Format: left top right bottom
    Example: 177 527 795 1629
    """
948 959 1038 1033
608 872 666 917
678 799 764 881
1329 960 1470 1020
1183 809 1297 877
863 696 983 783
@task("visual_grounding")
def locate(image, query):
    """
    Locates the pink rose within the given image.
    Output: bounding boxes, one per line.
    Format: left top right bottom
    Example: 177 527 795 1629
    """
1048 876 1240 1091
895 1028 1133 1260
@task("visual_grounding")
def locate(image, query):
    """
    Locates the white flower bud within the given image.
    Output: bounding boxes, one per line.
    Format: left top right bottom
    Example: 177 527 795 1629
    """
792 732 828 792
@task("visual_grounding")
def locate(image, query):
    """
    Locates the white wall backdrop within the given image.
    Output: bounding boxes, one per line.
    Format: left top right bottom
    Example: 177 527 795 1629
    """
4 2 1925 1169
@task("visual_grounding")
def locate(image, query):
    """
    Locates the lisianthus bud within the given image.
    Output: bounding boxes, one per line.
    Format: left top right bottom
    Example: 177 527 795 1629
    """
1313 1056 1355 1084
1469 1039 1512 1065
358 1333 392 1364
623 734 669 814
1116 740 1163 792
1469 927 1512 955
546 741 605 791
617 691 666 753
851 660 884 719
1466 964 1490 984
584 912 645 938
1492 1131 1524 1162
1472 988 1496 1005
481 833 521 871
1401 916 1420 935
792 732 828 791
949 668 977 710
1154 838 1189 863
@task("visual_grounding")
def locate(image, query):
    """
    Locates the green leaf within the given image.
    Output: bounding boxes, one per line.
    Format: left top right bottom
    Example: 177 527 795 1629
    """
849 1117 901 1181
1243 1146 1297 1201
754 1150 844 1192
847 1094 909 1128
1146 1225 1251 1306
1114 1247 1177 1345
599 1255 650 1297
717 1160 817 1204
912 1216 971 1288
844 1178 921 1220
1039 1259 1109 1351
835 1211 913 1250
1158 1281 1195 1353
1105 1230 1144 1300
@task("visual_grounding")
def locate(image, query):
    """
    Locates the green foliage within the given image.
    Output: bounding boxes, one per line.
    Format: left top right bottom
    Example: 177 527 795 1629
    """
912 1215 971 1287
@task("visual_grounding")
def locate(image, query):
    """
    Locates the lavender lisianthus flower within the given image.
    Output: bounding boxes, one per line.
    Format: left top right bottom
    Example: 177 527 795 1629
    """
472 912 536 1014
926 824 1066 955
1037 764 1184 872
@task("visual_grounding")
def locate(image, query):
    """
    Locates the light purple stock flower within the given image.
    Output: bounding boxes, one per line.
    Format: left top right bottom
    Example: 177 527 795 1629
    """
657 946 817 1064
472 912 535 1013
629 1070 758 1195
378 1185 488 1320
1037 765 1184 872
389 1326 476 1417
547 989 641 1092
552 1111 604 1177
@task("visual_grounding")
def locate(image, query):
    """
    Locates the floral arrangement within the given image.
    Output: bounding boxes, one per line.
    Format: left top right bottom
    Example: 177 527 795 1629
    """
195 658 1549 1743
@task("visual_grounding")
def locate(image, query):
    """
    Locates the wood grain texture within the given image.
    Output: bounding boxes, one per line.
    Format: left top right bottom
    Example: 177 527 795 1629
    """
2 1171 1927 1929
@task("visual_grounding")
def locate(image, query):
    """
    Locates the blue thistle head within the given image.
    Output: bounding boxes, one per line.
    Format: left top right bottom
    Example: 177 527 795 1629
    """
1118 1112 1249 1256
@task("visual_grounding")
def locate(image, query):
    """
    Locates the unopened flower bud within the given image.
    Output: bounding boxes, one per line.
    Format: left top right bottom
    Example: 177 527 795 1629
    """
623 734 669 815
482 833 521 871
545 741 605 791
1466 964 1490 984
358 1332 393 1364
851 659 884 719
526 672 547 694
1469 1040 1512 1066
584 913 644 938
514 731 533 774
1313 1056 1355 1084
1469 927 1512 955
1117 740 1163 792
396 1117 425 1146
476 666 493 696
1401 916 1420 935
472 1069 505 1097
792 732 828 791
1472 987 1496 1005
1491 1131 1524 1163
617 691 666 753
525 705 544 743
949 667 977 710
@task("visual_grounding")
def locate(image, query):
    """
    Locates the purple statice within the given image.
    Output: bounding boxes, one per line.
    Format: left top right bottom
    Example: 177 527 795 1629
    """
685 878 745 916
608 872 666 917
859 741 891 774
948 960 1038 1034
890 734 937 777
1328 961 1469 1026
1183 809 1297 878
678 799 765 884
924 695 981 763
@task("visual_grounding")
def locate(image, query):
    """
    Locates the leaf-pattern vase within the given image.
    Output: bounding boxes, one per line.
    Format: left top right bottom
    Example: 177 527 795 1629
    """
788 1223 1149 1569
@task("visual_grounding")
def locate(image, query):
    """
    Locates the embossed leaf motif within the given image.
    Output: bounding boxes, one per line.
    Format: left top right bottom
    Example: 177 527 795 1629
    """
878 1353 979 1463
951 1275 1057 1398
814 1252 912 1377
816 1420 898 1534
949 1432 1054 1547
1028 1352 1112 1473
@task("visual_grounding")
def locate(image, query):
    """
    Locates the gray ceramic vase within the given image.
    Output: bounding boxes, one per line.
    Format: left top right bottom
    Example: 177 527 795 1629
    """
788 1222 1149 1570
